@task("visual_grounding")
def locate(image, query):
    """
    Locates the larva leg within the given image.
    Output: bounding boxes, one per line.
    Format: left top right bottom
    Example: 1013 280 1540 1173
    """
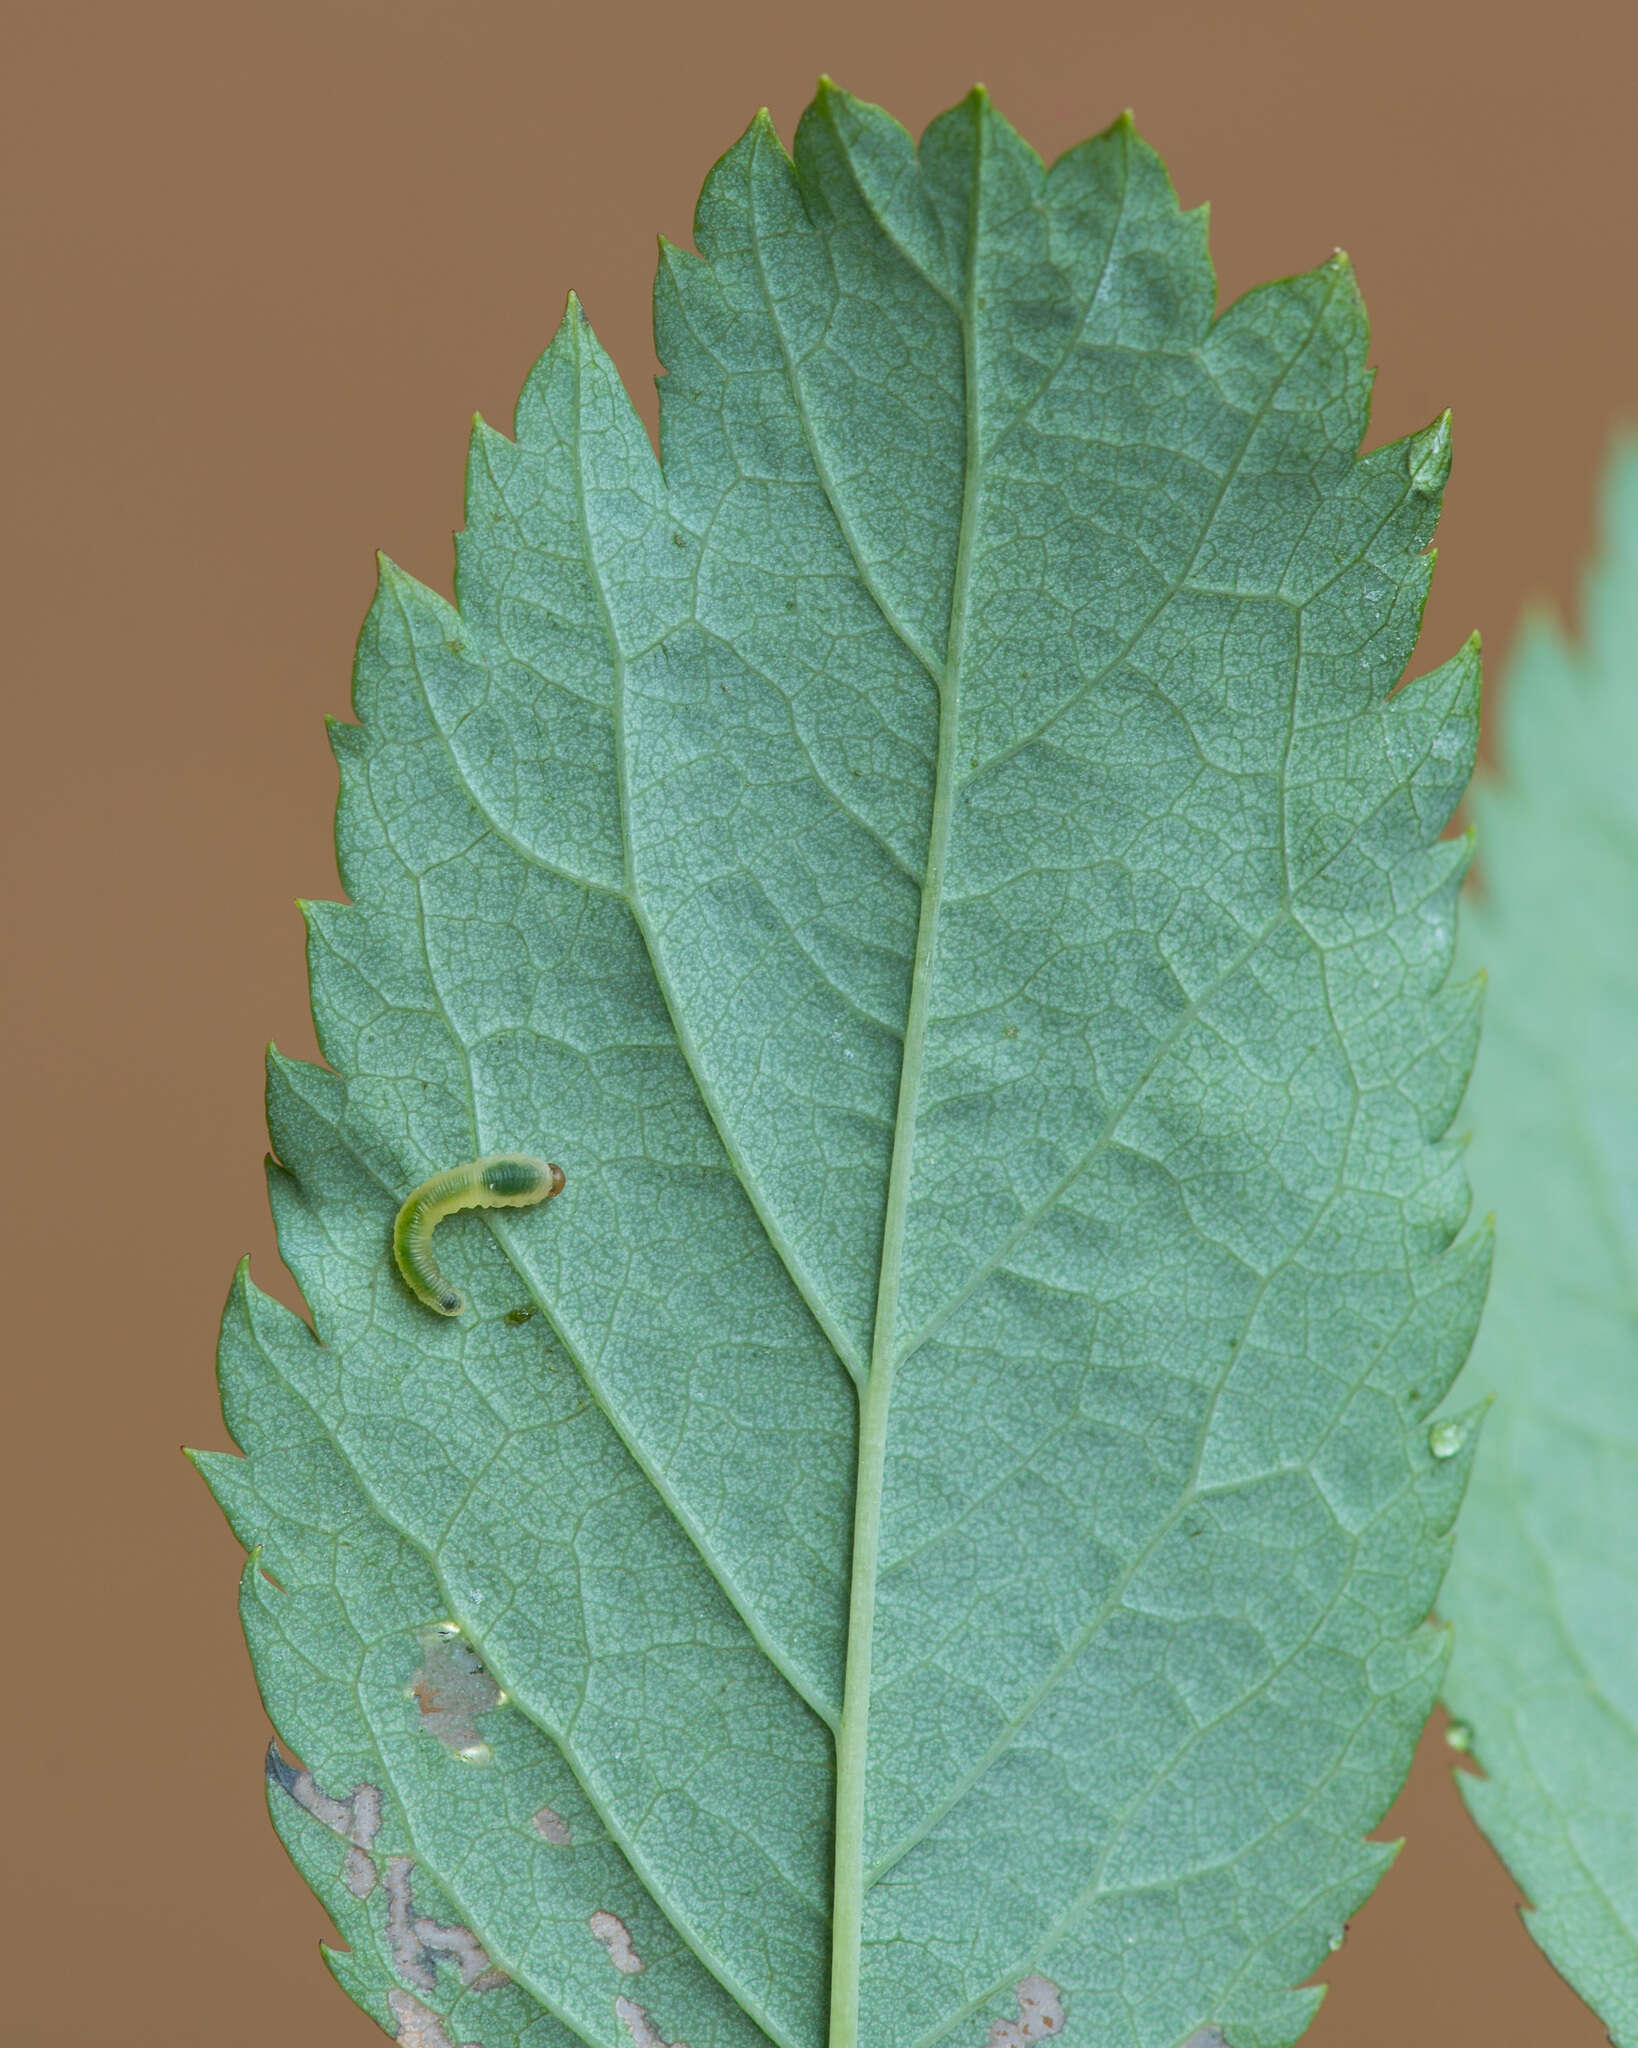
392 1154 565 1316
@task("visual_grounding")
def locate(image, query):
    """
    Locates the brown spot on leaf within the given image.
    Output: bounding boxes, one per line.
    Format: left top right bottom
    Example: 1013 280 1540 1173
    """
410 1624 503 1760
616 1996 688 2048
385 1858 436 1992
418 1918 508 1994
590 1909 643 1975
983 1976 1065 2047
265 1745 382 1897
384 1855 507 1994
532 1805 572 1845
387 1989 474 2048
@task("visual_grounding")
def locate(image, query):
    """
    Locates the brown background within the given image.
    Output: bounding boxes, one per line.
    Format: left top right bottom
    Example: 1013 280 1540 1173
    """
3 1 1630 2042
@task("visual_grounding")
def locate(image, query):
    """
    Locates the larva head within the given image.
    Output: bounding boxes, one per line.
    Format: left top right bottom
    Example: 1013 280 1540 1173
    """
435 1285 465 1316
481 1155 563 1200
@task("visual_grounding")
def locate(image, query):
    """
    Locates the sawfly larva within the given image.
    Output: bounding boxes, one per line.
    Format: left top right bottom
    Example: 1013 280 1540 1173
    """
392 1154 564 1316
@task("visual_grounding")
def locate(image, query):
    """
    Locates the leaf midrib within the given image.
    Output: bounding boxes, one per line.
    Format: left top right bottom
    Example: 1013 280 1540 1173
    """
399 116 1359 2048
823 94 990 2048
742 115 1345 2048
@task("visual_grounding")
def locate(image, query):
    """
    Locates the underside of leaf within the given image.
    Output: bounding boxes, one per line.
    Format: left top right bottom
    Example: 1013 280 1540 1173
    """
1439 443 1638 2046
197 81 1485 2048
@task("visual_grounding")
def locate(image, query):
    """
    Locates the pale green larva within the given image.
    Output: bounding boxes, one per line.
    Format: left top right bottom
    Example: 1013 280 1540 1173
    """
392 1154 564 1316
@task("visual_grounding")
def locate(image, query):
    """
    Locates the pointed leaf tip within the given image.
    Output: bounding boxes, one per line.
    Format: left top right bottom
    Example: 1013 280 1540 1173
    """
212 82 1487 2048
1409 410 1454 495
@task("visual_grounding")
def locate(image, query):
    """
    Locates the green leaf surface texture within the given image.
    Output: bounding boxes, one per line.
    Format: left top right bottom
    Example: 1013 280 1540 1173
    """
198 83 1486 2048
1440 443 1638 2046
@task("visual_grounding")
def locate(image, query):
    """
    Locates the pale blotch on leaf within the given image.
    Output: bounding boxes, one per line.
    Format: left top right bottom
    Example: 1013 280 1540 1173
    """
383 1855 508 1994
532 1804 573 1845
409 1623 504 1761
195 79 1493 2048
981 1976 1065 2046
384 1858 435 1991
615 1995 687 2048
590 1909 644 1975
264 1744 382 1898
387 1989 473 2048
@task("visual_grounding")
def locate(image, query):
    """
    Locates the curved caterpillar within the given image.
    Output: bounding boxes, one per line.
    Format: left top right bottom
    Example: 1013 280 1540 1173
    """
392 1154 564 1317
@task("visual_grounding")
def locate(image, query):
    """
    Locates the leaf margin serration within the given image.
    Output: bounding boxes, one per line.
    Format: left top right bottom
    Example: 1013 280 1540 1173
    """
1439 436 1638 2048
195 77 1491 2048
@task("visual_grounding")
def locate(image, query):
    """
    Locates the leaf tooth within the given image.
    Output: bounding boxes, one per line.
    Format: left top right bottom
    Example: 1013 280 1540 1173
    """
1377 1214 1493 1426
1416 1397 1489 1542
1408 409 1454 498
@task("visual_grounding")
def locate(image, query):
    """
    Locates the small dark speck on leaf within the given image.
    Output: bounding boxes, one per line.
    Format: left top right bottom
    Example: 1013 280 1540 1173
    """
504 1306 535 1325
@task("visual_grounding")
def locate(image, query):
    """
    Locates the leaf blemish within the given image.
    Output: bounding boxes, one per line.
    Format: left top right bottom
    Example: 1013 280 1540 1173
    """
981 1976 1065 2046
409 1623 503 1761
386 1988 472 2048
532 1804 573 1845
384 1858 436 1992
264 1744 382 1899
384 1856 508 1994
590 1909 643 1974
204 81 1499 2048
417 1921 508 1993
615 1995 687 2048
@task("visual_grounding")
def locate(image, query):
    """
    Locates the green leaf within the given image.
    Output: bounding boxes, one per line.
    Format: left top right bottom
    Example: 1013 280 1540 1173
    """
1440 442 1638 2046
197 82 1485 2048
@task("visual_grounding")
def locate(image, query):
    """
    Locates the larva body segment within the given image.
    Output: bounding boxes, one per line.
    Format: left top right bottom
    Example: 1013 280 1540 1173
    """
392 1154 565 1316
